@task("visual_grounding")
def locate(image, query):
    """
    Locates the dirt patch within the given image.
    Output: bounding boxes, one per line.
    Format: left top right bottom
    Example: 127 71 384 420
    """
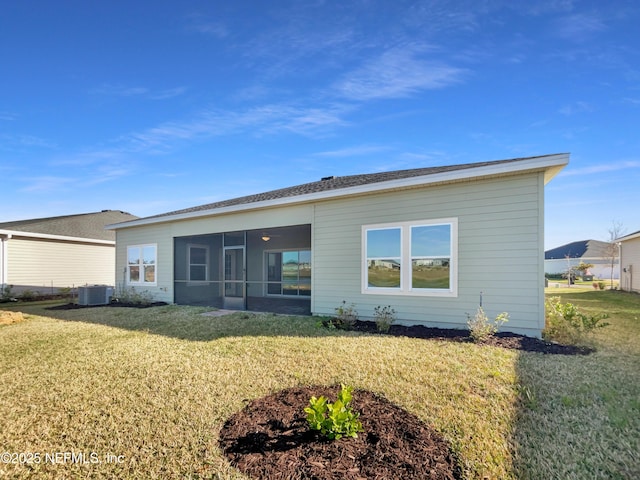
326 319 594 355
0 310 25 326
220 384 461 480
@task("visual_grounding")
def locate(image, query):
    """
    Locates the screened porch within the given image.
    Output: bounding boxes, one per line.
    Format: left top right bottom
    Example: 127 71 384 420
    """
173 224 311 315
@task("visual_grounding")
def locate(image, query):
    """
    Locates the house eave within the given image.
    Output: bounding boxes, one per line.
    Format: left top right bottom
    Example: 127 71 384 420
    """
107 153 569 230
0 229 114 245
617 230 640 243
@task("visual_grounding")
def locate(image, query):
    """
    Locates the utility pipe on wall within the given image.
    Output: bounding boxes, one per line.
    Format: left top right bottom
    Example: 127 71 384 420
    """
0 233 11 289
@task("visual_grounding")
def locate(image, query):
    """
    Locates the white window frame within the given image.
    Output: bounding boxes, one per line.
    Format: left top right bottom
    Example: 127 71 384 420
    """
187 243 209 284
362 218 458 297
126 244 157 286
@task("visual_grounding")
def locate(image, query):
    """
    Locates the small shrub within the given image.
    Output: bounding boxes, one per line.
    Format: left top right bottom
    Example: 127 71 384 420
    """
304 384 363 440
597 281 606 290
373 305 396 333
466 306 509 343
333 300 358 329
592 282 599 290
543 296 610 344
0 285 16 303
58 286 72 298
18 289 38 301
114 287 154 306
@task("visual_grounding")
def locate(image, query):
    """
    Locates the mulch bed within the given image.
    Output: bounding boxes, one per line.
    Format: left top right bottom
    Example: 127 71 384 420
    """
326 319 594 355
219 384 462 480
46 301 169 310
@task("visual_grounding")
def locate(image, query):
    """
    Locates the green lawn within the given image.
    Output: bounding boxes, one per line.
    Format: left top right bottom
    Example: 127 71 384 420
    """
1 291 638 479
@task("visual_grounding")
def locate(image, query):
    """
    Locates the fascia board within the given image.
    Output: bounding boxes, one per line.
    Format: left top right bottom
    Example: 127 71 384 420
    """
0 229 114 245
617 230 640 242
108 153 570 230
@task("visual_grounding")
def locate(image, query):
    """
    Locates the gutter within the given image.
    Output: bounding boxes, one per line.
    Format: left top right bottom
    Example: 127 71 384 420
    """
0 233 9 288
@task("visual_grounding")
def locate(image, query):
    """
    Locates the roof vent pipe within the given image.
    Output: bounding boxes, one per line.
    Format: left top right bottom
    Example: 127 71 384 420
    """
321 176 336 181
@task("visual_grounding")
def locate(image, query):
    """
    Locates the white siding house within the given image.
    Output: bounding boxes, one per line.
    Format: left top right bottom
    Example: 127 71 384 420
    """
108 154 569 338
0 210 138 296
618 229 640 293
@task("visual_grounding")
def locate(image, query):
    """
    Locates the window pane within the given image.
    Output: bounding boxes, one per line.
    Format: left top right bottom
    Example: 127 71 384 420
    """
282 281 298 295
411 225 450 257
129 266 140 282
412 259 450 289
224 231 245 246
282 251 299 283
128 247 140 265
144 265 155 283
190 247 207 265
367 259 401 288
190 265 206 281
142 245 156 265
367 228 401 258
299 251 311 283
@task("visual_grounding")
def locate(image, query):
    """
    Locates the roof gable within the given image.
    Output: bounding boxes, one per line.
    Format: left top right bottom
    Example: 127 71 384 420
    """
545 239 610 260
109 153 569 230
0 210 138 241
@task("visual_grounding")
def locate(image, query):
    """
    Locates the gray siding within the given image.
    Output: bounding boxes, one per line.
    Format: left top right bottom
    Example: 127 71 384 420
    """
312 173 546 336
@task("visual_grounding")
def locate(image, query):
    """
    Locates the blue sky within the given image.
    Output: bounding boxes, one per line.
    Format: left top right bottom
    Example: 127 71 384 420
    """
1 0 638 248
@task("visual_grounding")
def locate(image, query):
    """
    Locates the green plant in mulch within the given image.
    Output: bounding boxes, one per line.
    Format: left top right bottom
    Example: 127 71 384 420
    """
466 306 509 343
330 300 359 329
113 287 154 306
373 305 396 333
305 384 363 440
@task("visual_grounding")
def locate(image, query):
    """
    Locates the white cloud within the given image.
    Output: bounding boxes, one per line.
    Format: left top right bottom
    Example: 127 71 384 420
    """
0 133 56 150
89 84 187 100
335 44 466 101
560 160 640 176
184 13 229 38
314 145 389 158
558 101 593 116
119 103 350 153
554 12 606 41
20 176 76 193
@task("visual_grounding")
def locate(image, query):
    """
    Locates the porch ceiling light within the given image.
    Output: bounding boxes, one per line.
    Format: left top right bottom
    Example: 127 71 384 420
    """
261 235 270 242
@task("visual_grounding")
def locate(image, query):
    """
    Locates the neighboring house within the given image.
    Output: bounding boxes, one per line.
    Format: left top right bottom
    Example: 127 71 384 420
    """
0 210 138 296
545 240 620 280
618 229 640 293
108 154 569 338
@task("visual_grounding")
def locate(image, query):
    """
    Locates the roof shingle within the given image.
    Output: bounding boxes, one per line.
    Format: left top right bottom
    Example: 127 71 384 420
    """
0 210 138 241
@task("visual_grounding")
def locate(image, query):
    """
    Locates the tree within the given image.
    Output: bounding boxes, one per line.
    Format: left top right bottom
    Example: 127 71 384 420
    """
575 261 594 278
603 221 625 289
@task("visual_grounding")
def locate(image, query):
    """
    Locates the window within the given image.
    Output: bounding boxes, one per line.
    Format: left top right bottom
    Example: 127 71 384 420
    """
363 219 457 296
188 244 208 282
127 244 157 285
266 250 311 296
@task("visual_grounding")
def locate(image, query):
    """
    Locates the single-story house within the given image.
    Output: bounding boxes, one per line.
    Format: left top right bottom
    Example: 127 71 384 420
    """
0 210 138 296
107 153 569 338
618 229 640 293
545 239 619 280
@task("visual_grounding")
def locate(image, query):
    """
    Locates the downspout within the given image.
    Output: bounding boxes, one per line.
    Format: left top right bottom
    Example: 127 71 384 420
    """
0 233 11 290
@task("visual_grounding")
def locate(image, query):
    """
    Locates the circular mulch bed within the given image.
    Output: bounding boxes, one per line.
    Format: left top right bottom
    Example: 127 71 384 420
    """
219 384 462 480
327 319 594 355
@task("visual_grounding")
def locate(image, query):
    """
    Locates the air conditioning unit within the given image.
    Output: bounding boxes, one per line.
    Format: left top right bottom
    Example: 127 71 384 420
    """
78 285 114 306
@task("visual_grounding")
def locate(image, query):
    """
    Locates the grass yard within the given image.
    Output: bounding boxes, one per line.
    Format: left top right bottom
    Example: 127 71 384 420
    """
1 291 638 479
